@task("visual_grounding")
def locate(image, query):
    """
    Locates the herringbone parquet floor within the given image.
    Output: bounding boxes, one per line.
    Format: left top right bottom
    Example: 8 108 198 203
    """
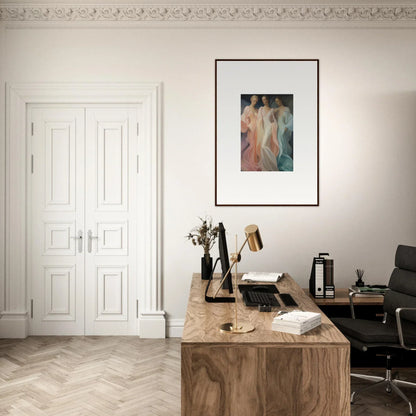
1 337 416 415
0 337 181 416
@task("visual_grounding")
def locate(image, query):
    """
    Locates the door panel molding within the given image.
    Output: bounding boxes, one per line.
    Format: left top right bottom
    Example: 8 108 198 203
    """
96 222 128 256
97 121 128 210
84 107 138 336
43 265 76 321
44 121 75 210
28 106 85 335
96 265 128 321
2 83 164 338
43 222 76 256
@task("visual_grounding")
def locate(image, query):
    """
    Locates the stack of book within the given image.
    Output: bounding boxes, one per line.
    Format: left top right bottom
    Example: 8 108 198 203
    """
272 311 321 335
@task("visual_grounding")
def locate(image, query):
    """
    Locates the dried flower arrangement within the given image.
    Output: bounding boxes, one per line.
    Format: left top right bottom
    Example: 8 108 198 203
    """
186 216 219 262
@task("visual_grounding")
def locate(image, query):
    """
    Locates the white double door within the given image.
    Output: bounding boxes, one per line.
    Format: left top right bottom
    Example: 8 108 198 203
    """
29 105 140 335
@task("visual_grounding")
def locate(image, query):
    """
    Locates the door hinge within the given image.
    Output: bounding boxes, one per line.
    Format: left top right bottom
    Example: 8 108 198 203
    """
31 122 34 136
31 155 34 174
136 155 139 173
30 299 34 319
136 300 139 318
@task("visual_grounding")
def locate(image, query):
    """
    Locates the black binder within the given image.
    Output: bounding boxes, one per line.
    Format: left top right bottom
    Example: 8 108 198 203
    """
324 258 335 299
309 253 334 299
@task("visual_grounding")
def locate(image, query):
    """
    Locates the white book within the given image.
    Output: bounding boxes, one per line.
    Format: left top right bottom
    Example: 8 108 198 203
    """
242 272 283 283
272 320 321 335
274 317 321 329
273 311 321 324
272 311 321 335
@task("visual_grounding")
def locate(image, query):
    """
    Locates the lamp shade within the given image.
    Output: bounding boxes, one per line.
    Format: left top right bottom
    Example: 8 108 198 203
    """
244 225 263 252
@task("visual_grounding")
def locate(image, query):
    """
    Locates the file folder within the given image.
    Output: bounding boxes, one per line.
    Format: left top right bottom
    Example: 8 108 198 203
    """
309 253 334 299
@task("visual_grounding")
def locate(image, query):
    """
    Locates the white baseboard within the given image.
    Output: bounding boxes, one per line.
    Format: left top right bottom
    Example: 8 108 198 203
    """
0 311 184 339
139 310 166 338
167 319 184 338
0 313 29 338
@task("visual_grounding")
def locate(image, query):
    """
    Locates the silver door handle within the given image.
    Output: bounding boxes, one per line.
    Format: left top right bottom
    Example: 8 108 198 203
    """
88 230 98 253
71 230 83 253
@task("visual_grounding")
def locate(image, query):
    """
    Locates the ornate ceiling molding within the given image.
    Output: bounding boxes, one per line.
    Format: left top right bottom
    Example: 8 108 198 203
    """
0 4 416 22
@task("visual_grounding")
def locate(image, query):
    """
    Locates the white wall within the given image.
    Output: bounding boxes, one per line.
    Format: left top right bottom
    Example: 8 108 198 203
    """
1 22 416 325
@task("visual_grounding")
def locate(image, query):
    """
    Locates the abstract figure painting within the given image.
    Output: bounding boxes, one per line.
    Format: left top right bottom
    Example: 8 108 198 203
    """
240 94 293 172
216 59 318 206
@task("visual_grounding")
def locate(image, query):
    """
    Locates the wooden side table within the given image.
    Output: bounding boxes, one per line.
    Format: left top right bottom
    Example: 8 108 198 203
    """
303 288 384 320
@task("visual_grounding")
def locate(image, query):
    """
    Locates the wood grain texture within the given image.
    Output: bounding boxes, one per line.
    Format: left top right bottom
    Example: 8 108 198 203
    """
182 344 350 416
181 273 350 416
304 288 384 306
182 273 349 345
182 345 266 415
300 347 350 415
264 347 302 415
265 346 350 415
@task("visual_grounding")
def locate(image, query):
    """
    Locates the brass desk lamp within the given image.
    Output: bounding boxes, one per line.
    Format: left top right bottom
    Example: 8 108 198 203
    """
213 224 263 333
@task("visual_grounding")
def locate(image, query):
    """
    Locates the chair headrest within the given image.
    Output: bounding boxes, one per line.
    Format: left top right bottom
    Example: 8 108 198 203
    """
395 245 416 272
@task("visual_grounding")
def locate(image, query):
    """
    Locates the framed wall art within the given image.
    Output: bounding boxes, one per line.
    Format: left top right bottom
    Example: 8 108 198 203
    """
215 59 319 206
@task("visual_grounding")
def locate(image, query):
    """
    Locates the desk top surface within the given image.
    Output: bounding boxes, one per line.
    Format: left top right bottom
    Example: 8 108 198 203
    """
182 273 349 346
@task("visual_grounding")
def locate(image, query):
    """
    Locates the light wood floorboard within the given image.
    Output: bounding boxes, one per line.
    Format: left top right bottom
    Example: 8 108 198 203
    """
1 337 416 415
0 337 180 416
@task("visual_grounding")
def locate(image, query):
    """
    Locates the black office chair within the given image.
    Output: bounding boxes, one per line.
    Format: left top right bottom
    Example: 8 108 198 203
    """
332 244 416 416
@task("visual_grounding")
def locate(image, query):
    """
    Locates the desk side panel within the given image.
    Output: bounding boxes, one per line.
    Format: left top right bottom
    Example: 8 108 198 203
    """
181 344 266 416
265 347 302 415
182 344 350 416
181 344 192 415
265 345 350 416
301 346 350 415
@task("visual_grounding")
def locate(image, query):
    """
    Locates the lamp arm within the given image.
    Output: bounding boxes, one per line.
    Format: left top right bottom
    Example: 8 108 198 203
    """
212 236 249 299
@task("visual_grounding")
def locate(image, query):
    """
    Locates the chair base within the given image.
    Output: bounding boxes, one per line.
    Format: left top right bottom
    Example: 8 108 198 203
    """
351 367 416 415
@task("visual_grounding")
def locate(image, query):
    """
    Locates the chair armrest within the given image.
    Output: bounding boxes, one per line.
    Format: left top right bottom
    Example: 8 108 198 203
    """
349 290 386 319
395 307 416 351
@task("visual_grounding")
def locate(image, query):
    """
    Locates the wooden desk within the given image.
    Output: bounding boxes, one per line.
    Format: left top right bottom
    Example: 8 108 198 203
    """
182 274 350 416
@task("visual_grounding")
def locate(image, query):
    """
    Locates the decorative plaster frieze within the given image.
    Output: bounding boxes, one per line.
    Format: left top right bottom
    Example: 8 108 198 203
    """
0 4 416 22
